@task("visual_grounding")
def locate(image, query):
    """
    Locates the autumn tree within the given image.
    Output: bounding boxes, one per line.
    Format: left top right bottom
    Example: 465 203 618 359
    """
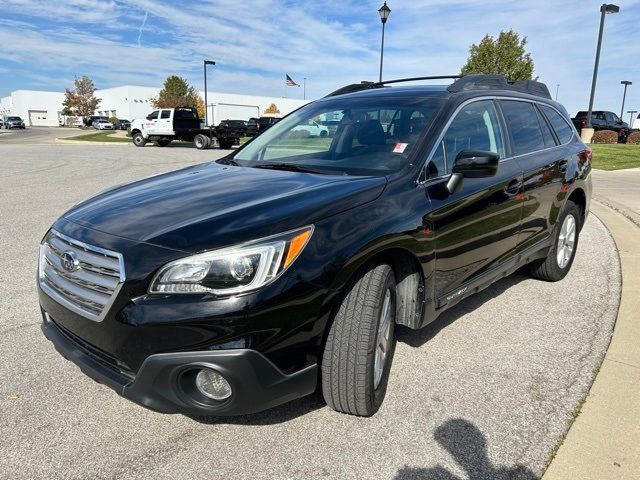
152 76 203 112
63 75 101 121
460 30 535 82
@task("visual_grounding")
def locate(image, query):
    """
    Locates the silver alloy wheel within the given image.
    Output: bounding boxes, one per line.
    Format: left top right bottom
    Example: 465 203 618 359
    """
556 214 576 269
133 134 144 146
374 289 393 389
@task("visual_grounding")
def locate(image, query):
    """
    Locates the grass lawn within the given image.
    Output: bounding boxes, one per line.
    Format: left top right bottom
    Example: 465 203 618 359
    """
64 130 131 143
590 144 640 170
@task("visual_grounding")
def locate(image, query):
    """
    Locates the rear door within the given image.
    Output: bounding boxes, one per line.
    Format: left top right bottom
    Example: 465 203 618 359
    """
499 100 562 250
156 109 173 135
424 99 524 305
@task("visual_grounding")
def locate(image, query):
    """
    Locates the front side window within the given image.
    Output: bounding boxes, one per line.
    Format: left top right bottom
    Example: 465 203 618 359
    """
233 96 444 176
428 100 505 177
500 100 545 156
148 111 159 120
161 110 171 119
540 105 574 144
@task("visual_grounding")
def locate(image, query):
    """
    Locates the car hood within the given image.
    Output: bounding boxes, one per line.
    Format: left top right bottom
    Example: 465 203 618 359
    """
63 162 387 252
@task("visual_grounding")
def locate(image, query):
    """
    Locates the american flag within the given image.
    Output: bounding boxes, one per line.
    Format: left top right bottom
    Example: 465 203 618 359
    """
286 74 300 87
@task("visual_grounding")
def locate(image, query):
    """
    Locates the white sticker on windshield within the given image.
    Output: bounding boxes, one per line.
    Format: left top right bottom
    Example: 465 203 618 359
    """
393 142 408 153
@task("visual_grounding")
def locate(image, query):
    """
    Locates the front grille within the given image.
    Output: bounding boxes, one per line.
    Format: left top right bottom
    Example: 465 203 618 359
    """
39 230 125 322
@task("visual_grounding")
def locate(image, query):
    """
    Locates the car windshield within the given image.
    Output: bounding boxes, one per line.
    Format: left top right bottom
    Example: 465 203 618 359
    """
232 95 444 176
8 117 21 121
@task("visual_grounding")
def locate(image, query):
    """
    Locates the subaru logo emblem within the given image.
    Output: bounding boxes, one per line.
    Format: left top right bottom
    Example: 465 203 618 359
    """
61 251 79 272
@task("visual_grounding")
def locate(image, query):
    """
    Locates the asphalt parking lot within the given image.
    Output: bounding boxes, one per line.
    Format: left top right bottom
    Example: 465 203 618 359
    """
0 137 621 479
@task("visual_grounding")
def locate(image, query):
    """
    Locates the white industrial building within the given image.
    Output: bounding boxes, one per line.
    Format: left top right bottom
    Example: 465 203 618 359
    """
0 86 308 127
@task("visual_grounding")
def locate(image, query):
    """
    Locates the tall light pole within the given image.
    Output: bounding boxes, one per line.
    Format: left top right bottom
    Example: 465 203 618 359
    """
303 77 307 100
586 4 619 129
555 84 560 101
203 60 215 126
620 80 632 119
628 110 638 126
378 2 391 83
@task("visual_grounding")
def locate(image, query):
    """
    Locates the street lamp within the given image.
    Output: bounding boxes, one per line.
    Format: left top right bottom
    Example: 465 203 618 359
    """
303 77 308 100
628 110 638 127
620 80 632 119
203 60 216 126
378 2 391 83
555 84 560 101
585 4 619 131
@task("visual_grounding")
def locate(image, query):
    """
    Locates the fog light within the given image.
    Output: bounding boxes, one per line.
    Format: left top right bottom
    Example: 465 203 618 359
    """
195 368 232 401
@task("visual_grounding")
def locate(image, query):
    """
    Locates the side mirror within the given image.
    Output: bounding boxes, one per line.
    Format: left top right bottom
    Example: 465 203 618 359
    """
146 115 152 120
446 150 500 194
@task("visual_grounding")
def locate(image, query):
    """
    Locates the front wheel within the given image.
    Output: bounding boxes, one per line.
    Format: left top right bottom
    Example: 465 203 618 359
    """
132 132 147 147
530 200 581 281
321 262 396 416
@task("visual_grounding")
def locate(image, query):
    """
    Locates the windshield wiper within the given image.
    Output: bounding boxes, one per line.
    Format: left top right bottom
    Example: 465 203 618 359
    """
216 158 239 166
252 163 333 174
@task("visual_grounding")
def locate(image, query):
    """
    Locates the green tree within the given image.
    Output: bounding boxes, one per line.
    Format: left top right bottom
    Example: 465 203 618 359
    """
460 30 535 82
152 75 203 112
63 75 101 121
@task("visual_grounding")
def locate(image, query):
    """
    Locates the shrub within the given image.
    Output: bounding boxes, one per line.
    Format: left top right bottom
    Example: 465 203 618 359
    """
591 130 618 144
626 131 640 145
108 116 118 125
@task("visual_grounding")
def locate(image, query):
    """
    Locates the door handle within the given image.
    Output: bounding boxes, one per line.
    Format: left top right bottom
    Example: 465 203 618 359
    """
505 179 522 195
558 160 568 172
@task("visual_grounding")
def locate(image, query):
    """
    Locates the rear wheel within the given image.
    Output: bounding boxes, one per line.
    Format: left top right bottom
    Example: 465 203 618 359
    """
321 262 396 416
530 200 581 281
219 140 233 149
132 132 146 147
194 134 209 150
155 139 171 147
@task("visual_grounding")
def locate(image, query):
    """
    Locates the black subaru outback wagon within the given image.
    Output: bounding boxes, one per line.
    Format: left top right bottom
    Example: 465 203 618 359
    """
39 74 591 417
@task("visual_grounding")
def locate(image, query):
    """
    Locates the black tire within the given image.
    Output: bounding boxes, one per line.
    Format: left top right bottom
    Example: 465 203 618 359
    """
132 132 146 147
322 262 397 416
219 140 233 149
320 130 328 138
155 139 171 147
530 200 581 282
194 134 209 150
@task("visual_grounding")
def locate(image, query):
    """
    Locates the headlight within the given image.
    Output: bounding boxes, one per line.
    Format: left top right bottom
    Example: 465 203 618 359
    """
149 226 313 295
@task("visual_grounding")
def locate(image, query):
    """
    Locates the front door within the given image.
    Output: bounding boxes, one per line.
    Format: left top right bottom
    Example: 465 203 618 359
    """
423 99 524 306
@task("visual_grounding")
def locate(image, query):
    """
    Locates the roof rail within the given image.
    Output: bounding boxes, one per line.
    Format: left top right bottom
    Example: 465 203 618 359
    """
447 75 508 93
325 75 461 97
327 74 553 100
448 74 553 99
509 80 552 99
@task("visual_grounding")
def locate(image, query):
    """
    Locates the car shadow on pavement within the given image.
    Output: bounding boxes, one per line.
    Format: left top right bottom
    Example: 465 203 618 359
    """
185 391 326 426
395 418 537 480
396 269 529 349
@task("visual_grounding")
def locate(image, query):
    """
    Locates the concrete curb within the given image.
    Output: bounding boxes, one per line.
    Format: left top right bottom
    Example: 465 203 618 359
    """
55 138 132 145
543 201 640 480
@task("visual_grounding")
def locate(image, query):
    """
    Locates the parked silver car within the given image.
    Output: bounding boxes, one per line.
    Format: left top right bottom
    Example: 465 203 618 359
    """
93 119 114 130
5 116 25 129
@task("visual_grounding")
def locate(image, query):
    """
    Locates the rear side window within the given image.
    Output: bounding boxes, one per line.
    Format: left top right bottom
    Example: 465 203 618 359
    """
500 100 545 156
430 100 505 177
540 105 574 144
535 107 556 148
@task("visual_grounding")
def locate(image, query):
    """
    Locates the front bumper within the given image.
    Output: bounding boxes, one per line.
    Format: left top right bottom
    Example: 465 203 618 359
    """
41 311 318 415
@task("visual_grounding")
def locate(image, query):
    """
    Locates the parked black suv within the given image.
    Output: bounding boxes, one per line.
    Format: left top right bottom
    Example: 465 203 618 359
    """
114 119 131 130
39 74 591 417
217 119 248 138
572 110 630 142
246 116 280 136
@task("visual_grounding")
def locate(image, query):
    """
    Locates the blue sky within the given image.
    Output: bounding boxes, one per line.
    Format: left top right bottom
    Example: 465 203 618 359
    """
1 0 639 119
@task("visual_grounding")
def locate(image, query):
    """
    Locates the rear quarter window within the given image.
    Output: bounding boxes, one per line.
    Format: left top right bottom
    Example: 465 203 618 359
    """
499 100 545 156
540 105 575 144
